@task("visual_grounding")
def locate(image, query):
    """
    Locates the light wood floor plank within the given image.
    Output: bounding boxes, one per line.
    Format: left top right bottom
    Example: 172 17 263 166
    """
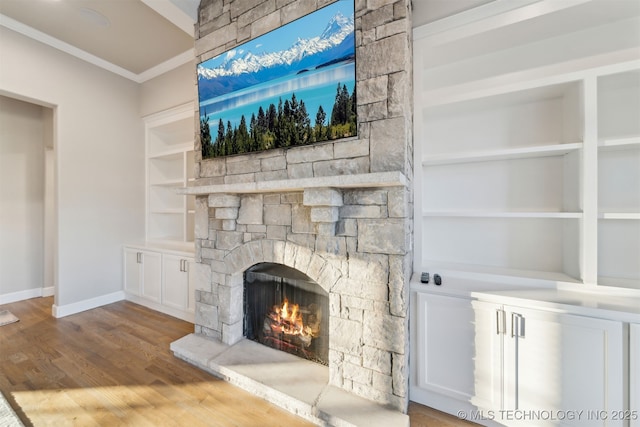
0 296 475 426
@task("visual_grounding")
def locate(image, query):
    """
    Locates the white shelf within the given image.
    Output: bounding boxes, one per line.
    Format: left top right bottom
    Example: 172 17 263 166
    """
150 209 184 215
423 142 583 166
149 147 192 159
599 213 640 220
421 261 581 288
150 179 184 187
599 136 640 150
599 276 640 290
421 216 581 281
423 211 583 219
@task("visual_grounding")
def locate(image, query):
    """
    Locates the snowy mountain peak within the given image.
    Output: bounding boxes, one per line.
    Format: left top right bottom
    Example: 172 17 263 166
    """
198 11 354 80
320 12 352 40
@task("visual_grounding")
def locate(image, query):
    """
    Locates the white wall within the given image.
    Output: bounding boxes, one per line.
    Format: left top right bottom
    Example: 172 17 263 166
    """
0 27 145 313
0 96 45 298
140 60 196 117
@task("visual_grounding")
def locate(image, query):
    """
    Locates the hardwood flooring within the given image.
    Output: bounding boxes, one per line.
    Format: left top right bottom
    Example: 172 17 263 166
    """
0 297 475 426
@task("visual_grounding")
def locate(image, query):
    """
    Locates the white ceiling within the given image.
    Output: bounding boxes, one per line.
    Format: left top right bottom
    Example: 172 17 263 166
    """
0 0 494 83
0 0 199 82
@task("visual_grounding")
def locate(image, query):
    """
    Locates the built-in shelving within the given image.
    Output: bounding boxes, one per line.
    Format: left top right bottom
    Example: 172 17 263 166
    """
416 79 587 286
144 103 196 245
596 69 640 290
411 0 640 418
415 58 640 290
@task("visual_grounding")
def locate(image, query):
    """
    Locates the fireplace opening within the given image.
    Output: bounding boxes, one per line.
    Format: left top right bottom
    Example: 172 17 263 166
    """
244 263 329 366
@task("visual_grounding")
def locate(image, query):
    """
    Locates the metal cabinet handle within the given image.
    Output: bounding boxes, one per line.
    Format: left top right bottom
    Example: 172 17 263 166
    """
496 309 505 335
137 252 142 263
511 312 525 338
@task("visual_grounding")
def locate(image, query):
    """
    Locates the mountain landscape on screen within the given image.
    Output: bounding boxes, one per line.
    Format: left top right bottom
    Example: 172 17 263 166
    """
197 0 357 158
197 13 354 99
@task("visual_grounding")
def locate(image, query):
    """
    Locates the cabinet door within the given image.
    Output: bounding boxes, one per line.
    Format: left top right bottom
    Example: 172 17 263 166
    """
470 300 504 412
413 293 478 404
505 306 624 427
123 248 142 296
141 251 162 303
162 254 189 310
631 323 640 427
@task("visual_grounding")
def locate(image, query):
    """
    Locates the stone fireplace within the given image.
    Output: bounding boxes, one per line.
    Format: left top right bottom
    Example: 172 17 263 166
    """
171 0 413 423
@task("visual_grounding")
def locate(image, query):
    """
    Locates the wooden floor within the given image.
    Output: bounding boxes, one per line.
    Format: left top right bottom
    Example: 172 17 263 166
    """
0 297 474 426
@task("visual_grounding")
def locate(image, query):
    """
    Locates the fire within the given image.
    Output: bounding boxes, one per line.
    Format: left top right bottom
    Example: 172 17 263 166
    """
271 298 315 337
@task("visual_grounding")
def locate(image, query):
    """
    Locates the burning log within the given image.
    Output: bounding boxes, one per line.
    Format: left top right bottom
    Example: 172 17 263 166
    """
262 299 322 349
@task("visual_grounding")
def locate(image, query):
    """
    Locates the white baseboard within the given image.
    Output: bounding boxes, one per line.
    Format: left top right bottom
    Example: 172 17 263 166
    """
52 291 125 318
125 292 195 323
42 286 55 297
0 287 48 305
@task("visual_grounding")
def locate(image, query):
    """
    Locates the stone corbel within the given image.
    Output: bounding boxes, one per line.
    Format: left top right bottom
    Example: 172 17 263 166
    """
303 188 343 236
208 193 240 231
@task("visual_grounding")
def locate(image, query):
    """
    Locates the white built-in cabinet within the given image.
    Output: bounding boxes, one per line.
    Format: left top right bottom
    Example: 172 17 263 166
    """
632 324 640 427
124 247 162 303
472 301 625 427
123 103 197 322
123 245 196 322
411 1 640 425
411 293 477 415
162 254 197 313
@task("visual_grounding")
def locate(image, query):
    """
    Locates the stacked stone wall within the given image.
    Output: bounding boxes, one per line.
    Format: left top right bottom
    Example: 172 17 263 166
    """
194 0 413 183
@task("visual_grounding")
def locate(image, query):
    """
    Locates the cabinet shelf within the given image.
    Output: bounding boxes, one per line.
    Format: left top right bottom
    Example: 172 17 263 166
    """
150 209 184 215
423 142 583 166
150 179 184 187
599 136 640 150
423 211 583 219
422 260 581 287
421 217 581 282
149 144 194 159
599 212 640 220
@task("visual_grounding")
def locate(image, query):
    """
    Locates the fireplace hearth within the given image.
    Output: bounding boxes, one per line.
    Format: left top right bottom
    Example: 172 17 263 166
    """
244 263 329 365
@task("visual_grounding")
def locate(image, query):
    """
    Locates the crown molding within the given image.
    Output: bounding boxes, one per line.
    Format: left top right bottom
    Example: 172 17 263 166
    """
412 0 591 44
0 12 194 83
137 48 195 82
0 13 139 81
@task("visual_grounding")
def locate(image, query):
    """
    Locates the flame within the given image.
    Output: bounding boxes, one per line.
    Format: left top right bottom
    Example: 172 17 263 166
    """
272 298 310 337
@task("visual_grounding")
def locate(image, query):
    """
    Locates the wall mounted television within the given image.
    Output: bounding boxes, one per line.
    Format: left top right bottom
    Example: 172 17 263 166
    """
197 0 356 159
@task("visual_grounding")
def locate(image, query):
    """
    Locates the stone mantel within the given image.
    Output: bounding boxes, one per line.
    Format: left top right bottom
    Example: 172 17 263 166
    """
177 171 407 196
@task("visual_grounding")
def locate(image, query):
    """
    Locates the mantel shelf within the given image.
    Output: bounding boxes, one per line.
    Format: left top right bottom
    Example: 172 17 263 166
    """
176 171 408 195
